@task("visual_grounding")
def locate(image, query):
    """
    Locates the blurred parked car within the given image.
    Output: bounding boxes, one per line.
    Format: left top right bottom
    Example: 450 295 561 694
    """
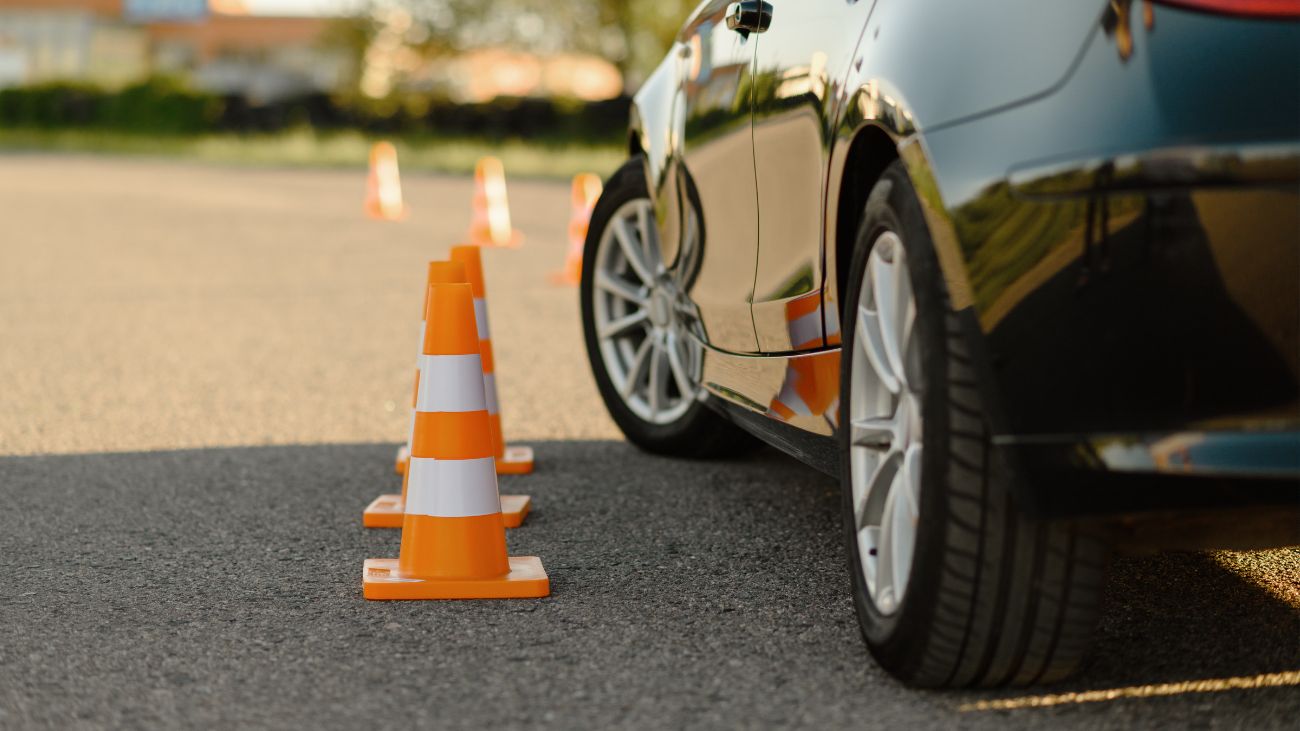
580 0 1300 687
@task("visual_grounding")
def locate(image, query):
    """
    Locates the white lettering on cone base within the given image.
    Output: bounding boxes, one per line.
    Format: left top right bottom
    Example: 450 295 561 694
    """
405 457 502 517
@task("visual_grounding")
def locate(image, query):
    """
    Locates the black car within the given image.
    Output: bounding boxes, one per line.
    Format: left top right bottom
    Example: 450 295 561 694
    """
580 0 1300 687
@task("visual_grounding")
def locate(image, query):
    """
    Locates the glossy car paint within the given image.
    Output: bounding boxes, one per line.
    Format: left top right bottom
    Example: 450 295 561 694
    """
749 0 873 352
640 0 762 353
628 0 1300 509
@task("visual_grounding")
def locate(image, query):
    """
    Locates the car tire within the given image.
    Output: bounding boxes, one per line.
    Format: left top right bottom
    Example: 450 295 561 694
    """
581 158 757 458
839 160 1108 687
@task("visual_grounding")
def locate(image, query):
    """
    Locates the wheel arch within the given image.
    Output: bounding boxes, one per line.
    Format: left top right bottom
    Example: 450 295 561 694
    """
827 102 1011 454
826 78 975 320
831 124 899 307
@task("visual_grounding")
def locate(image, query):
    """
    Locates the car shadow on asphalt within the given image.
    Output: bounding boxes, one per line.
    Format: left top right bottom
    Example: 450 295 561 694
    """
0 440 1295 727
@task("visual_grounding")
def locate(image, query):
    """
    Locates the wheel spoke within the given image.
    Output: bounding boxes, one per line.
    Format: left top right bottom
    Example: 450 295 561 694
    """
857 306 900 394
876 480 899 611
665 332 694 399
647 335 666 418
598 308 649 339
620 337 653 399
595 270 647 306
855 452 897 530
851 416 894 449
857 526 880 594
871 244 908 389
613 216 654 285
895 254 916 386
901 443 922 519
887 469 915 602
637 202 661 277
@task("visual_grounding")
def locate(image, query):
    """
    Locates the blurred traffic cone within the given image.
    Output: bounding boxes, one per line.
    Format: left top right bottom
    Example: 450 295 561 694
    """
363 280 549 600
451 245 534 475
365 260 532 529
550 173 603 286
365 141 407 221
464 156 522 248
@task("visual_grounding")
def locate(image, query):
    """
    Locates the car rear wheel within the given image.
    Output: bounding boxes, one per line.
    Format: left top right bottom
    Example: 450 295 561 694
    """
840 160 1107 687
581 158 755 457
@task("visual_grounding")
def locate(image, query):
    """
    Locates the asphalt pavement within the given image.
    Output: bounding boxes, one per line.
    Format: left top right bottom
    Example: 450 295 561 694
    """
1 155 1297 729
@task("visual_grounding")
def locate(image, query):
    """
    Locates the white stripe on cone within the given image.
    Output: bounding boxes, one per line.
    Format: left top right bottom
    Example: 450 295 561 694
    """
402 319 428 457
483 373 500 415
473 298 490 341
417 354 487 412
404 456 501 517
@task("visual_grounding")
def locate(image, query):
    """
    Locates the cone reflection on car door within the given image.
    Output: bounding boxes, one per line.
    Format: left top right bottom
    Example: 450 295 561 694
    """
766 292 841 431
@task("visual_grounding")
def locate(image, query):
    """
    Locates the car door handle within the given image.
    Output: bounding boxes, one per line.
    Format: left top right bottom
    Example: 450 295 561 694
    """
725 1 773 34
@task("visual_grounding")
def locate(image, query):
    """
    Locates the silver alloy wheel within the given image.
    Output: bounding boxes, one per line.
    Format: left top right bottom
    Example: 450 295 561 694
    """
592 198 700 425
849 230 922 615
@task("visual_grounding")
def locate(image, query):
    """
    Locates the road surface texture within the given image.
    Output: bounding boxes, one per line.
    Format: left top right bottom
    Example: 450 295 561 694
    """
1 155 1297 729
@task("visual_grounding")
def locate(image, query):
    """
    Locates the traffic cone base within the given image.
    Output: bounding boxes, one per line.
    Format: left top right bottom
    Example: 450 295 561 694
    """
394 446 410 475
363 556 548 600
496 445 534 475
363 493 531 529
363 493 404 527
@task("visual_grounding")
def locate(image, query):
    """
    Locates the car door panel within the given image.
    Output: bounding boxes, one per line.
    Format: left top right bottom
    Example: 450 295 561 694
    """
751 0 876 353
672 0 762 353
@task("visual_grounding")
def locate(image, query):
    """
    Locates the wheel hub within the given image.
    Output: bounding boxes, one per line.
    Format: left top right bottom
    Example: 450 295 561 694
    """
649 286 674 329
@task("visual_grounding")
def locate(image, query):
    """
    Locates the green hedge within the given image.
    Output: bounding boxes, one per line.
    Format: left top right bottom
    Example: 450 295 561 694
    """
0 78 220 133
0 78 630 142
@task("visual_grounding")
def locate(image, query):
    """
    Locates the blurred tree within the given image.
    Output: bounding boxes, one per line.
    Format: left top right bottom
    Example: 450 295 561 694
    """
331 0 700 96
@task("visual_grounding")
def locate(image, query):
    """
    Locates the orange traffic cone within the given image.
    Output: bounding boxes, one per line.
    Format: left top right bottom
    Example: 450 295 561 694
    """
450 245 534 475
363 280 549 600
365 141 407 221
464 156 522 248
550 173 603 286
366 260 531 529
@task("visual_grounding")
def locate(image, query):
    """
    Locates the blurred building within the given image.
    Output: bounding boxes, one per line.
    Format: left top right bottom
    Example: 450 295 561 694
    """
0 0 350 101
428 48 623 103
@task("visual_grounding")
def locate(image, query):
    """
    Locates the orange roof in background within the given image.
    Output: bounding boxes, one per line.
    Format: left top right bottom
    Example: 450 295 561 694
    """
0 0 124 14
147 15 328 62
209 0 249 14
0 1 279 18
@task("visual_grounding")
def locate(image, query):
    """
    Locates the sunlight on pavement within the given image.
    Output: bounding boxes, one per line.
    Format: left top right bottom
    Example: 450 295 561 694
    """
959 670 1300 711
1213 549 1300 608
